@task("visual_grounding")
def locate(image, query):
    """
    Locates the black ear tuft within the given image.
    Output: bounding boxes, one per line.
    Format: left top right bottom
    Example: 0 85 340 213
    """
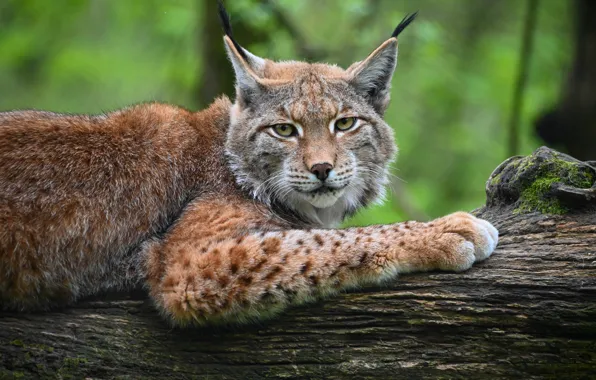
217 0 233 37
391 12 418 38
217 0 248 60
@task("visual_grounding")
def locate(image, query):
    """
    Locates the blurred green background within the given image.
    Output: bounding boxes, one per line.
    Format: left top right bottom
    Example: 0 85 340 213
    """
0 0 573 225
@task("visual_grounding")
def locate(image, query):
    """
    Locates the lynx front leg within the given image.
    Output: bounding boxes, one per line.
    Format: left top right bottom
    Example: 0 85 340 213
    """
144 203 498 327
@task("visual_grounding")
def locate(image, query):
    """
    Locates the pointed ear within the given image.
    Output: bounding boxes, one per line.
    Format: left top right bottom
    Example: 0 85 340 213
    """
347 12 417 115
223 36 267 106
218 0 267 107
347 38 398 115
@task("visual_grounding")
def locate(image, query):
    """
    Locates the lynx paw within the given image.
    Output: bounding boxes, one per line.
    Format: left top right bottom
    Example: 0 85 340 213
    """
471 217 499 261
432 212 499 272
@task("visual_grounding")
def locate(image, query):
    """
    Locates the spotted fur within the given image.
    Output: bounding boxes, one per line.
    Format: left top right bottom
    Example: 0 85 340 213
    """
0 5 498 326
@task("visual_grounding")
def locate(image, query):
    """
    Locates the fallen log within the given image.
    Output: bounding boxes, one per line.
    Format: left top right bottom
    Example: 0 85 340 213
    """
1 146 595 379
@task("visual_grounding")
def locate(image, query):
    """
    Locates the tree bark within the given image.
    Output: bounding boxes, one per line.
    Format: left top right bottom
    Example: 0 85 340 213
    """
1 147 595 380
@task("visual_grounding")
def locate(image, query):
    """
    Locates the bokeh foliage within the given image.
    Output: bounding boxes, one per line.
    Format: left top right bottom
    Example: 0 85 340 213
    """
0 0 573 225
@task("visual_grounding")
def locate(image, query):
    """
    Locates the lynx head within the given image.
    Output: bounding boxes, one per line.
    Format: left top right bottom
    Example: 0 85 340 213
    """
220 2 416 227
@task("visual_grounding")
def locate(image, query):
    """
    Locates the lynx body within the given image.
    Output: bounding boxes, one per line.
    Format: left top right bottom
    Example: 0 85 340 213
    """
0 6 498 326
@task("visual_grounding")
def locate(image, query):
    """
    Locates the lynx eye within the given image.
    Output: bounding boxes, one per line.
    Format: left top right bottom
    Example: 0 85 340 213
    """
335 117 357 132
272 124 297 138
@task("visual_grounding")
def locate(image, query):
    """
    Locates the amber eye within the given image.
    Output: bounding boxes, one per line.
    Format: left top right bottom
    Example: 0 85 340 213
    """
272 124 297 138
335 117 357 131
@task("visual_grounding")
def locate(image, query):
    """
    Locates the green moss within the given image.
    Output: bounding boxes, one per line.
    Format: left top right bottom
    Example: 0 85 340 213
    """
553 157 593 187
56 357 89 379
31 343 54 353
514 156 594 215
490 172 502 186
0 372 27 380
516 176 568 215
62 357 88 367
5 339 55 353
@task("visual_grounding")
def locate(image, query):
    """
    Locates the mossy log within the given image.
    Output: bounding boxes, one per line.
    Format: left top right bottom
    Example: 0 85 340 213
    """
1 147 595 379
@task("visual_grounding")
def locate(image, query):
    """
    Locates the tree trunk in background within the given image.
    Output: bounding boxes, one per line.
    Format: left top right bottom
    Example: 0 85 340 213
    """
196 0 272 108
535 0 596 160
196 0 236 107
1 146 595 379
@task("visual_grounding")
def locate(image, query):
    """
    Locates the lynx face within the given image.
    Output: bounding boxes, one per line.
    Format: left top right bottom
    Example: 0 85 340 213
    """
223 21 406 227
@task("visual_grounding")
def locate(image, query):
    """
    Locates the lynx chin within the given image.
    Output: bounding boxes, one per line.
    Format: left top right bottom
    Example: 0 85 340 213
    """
0 3 498 326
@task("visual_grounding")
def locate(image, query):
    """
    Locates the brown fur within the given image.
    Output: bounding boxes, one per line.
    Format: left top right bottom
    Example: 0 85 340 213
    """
0 8 498 326
145 201 495 326
0 98 234 309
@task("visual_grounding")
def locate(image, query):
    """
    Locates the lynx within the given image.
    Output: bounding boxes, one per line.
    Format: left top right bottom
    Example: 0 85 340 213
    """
0 4 498 326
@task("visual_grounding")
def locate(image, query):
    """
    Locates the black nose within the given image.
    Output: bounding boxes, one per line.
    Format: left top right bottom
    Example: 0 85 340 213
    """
310 163 333 181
